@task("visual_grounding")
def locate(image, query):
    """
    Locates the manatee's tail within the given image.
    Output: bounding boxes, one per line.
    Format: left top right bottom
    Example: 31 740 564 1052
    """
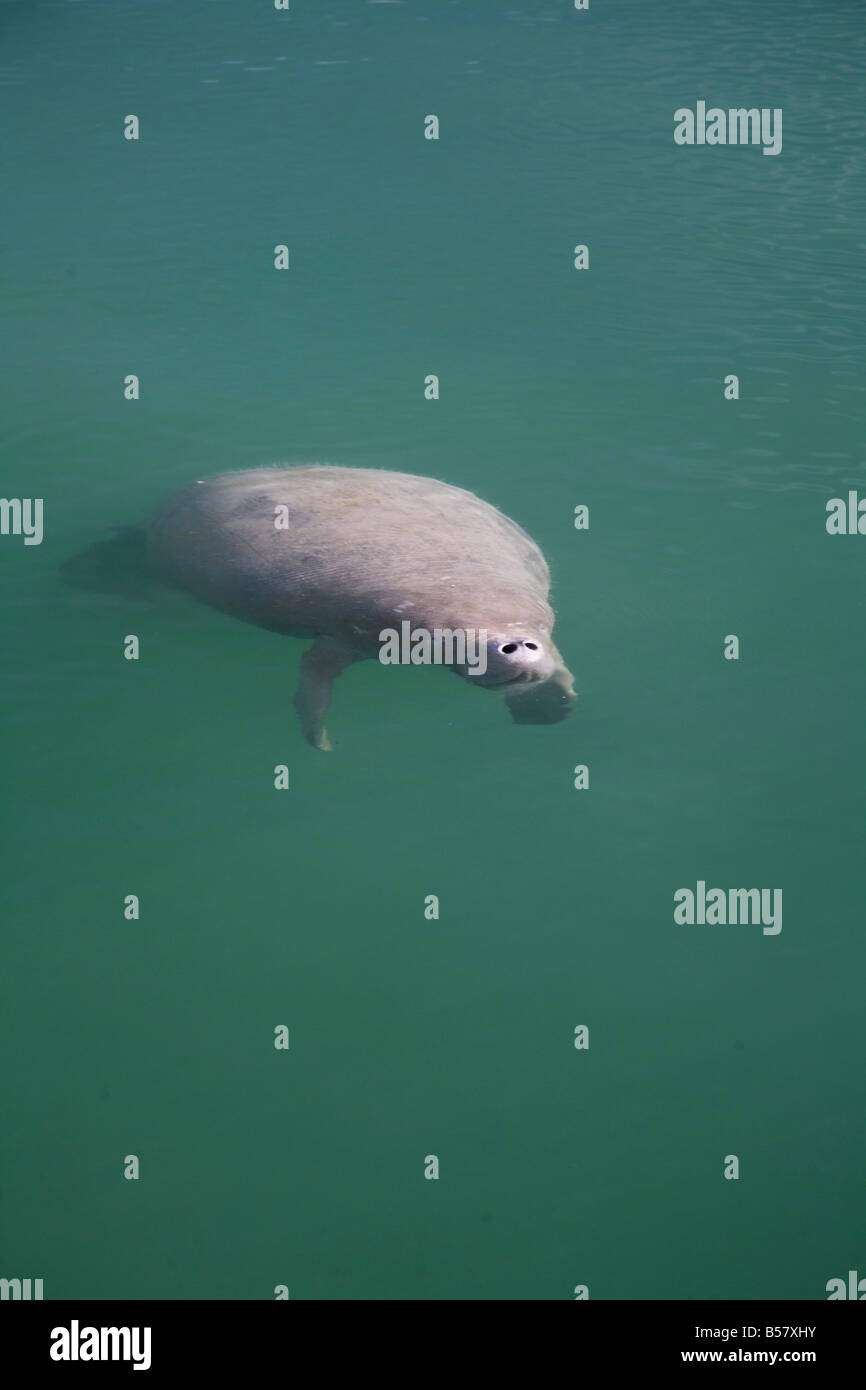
60 524 153 598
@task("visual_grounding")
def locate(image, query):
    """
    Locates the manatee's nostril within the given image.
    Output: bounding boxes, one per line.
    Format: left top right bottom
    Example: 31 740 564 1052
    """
524 641 539 651
500 642 518 654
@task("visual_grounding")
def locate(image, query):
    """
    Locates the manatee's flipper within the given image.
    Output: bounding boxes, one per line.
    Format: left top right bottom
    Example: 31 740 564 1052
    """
293 638 367 752
505 669 577 725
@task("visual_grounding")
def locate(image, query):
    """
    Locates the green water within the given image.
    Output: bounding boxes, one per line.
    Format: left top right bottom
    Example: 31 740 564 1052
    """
2 0 864 1301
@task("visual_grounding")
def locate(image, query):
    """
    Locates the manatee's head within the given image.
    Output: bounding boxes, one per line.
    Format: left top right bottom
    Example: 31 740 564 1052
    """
455 628 577 725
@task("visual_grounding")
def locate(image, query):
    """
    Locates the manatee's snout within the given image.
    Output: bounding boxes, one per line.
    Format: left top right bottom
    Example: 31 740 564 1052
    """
501 649 577 723
468 635 557 688
506 677 577 724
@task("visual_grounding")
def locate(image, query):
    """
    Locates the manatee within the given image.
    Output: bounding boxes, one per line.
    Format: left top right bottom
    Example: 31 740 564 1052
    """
140 465 576 750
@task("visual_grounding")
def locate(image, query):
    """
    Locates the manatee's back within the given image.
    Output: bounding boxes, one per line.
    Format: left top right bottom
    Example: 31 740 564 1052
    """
146 466 552 643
